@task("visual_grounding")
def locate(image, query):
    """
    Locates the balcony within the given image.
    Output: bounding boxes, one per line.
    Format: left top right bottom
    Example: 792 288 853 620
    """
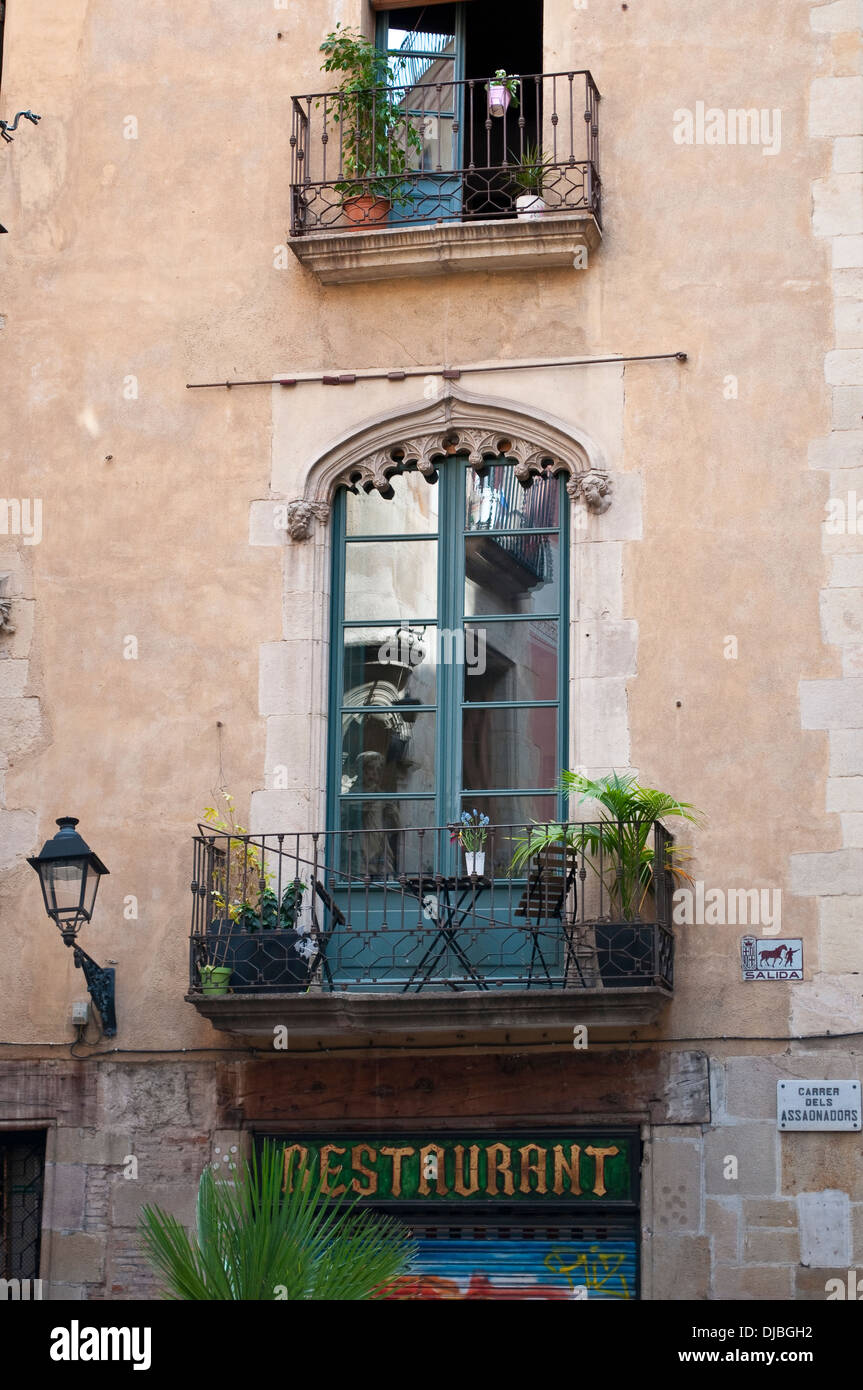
186 820 675 1038
288 70 601 284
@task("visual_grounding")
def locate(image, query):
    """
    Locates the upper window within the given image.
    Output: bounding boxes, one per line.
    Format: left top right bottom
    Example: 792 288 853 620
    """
290 0 603 280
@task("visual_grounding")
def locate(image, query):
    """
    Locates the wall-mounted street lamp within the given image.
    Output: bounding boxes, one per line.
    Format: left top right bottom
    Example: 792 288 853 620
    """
27 817 117 1036
0 110 42 233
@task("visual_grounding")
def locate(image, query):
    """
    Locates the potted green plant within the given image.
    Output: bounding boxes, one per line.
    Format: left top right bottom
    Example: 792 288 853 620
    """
487 70 519 118
246 880 315 994
319 25 423 229
512 142 551 219
452 809 490 877
201 795 313 993
511 772 701 985
199 962 232 997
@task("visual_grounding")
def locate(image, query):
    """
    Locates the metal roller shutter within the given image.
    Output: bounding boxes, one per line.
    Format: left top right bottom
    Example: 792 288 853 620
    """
384 1216 639 1300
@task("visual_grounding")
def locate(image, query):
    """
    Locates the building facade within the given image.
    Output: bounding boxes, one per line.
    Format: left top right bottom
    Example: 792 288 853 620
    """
0 0 861 1300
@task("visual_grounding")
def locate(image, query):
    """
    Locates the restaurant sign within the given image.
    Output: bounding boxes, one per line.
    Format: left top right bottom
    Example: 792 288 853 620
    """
270 1133 637 1203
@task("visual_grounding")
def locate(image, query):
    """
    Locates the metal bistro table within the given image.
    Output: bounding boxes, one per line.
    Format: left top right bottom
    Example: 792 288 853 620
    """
402 875 491 993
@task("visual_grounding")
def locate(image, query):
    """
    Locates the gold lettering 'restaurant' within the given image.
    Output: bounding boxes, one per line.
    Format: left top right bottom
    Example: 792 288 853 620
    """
380 1146 415 1198
486 1143 515 1195
351 1143 378 1196
276 1137 627 1200
453 1144 481 1196
319 1144 347 1197
518 1144 548 1195
585 1144 619 1197
281 1144 309 1192
552 1143 582 1196
418 1143 447 1196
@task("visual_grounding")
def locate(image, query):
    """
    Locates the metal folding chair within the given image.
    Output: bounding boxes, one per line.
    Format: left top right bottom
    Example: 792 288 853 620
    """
310 878 344 991
513 844 581 987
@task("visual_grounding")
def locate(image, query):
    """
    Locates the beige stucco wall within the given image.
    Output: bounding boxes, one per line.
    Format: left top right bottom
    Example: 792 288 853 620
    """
1 0 852 1055
0 0 858 1303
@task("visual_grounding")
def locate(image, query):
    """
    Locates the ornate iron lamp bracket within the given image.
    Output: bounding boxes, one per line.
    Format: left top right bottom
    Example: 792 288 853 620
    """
71 944 117 1037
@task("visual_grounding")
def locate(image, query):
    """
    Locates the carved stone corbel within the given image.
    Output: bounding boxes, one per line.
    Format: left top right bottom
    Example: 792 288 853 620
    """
568 468 613 513
0 577 14 636
284 500 331 541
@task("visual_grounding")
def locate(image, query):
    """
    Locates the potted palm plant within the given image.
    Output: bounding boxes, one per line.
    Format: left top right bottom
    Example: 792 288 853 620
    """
319 25 422 229
139 1139 416 1300
512 142 551 220
487 70 520 118
511 771 701 985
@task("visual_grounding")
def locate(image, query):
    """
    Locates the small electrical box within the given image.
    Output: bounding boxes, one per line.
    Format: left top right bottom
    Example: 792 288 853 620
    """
71 1001 90 1026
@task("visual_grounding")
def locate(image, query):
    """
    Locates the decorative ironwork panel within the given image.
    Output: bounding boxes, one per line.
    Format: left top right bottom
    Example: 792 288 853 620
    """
188 821 675 997
289 70 601 235
0 1133 46 1280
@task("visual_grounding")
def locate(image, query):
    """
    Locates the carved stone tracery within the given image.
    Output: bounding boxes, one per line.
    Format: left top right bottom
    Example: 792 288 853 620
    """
285 424 612 539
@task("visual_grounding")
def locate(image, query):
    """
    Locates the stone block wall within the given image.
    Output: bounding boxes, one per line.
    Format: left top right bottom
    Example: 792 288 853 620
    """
647 1046 863 1300
3 1052 862 1299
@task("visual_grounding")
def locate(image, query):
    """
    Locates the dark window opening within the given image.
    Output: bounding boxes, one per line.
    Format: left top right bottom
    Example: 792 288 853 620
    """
377 1 544 223
0 1132 46 1281
464 0 543 84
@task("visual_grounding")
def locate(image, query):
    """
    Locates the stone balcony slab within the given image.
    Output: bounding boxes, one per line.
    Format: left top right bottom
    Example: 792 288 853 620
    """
289 214 602 285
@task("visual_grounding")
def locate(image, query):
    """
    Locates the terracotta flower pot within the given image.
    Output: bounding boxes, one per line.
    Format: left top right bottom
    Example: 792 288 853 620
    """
342 194 391 229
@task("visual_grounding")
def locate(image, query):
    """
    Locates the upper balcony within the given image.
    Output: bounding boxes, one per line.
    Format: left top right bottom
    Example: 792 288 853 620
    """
288 70 602 284
186 820 674 1039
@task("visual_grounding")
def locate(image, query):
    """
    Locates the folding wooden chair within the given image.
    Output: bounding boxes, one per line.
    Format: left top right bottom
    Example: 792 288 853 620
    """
513 844 580 987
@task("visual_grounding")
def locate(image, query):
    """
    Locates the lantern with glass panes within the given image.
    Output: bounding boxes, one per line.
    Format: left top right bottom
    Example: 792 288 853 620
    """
28 817 117 1036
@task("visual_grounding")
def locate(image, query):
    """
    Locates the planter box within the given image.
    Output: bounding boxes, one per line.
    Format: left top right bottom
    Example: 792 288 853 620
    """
206 920 312 994
593 920 657 987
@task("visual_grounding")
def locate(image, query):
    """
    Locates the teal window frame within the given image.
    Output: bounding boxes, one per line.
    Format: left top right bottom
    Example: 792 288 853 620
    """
375 5 466 89
375 4 466 205
327 456 569 863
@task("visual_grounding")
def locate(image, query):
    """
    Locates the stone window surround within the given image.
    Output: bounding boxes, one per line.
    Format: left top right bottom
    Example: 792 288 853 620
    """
251 386 639 836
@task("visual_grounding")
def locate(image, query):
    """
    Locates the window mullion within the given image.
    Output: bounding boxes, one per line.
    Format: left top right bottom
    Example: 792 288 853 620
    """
436 460 461 836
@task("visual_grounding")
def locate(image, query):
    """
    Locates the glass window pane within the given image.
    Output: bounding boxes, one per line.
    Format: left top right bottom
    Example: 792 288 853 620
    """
464 620 557 703
346 471 438 536
459 796 558 876
463 706 558 791
466 465 559 533
464 533 558 617
407 109 456 173
384 5 457 83
342 711 435 796
344 625 437 706
338 798 436 877
345 538 437 620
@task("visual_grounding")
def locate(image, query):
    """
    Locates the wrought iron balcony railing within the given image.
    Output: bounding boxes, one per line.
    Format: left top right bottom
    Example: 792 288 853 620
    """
289 70 601 236
188 820 673 997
